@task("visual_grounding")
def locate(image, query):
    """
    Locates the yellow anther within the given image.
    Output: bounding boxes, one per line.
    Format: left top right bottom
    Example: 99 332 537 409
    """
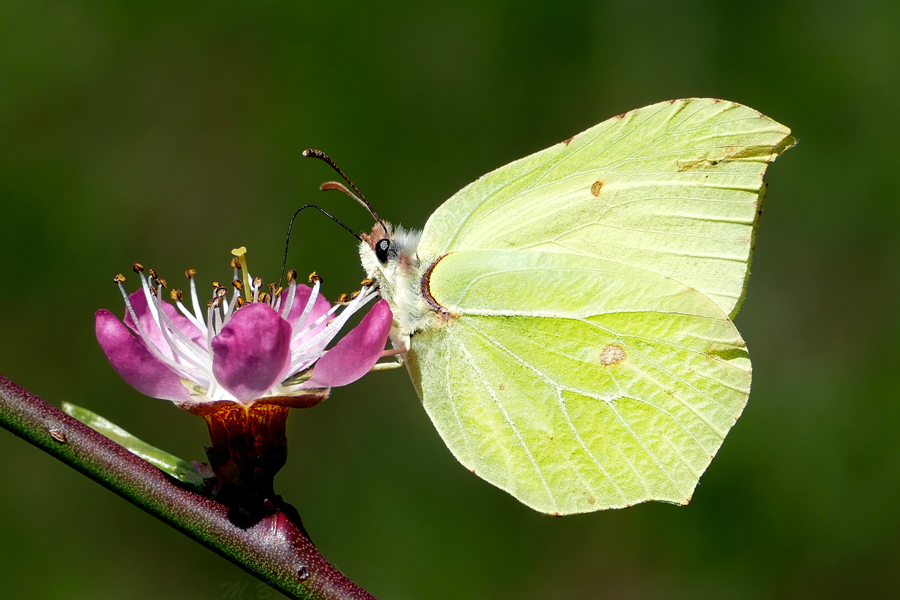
113 274 126 285
185 268 197 279
309 271 323 284
231 246 252 299
133 263 144 273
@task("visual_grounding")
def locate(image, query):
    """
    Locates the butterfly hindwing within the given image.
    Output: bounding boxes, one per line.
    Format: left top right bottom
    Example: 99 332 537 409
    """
417 98 794 317
407 250 750 514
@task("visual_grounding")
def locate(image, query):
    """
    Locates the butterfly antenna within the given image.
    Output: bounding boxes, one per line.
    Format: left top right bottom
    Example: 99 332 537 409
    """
280 204 362 288
319 181 374 212
302 149 386 229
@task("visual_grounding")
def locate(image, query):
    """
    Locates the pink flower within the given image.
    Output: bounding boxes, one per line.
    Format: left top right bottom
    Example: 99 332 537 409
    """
96 247 392 410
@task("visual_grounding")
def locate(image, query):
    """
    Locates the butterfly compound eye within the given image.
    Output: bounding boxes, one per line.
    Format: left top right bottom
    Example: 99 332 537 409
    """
375 238 391 263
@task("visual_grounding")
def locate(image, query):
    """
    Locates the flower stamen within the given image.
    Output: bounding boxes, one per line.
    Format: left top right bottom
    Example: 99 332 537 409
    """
149 292 210 375
232 247 252 301
186 269 205 327
280 270 299 320
290 278 321 337
292 286 377 359
252 277 263 303
114 277 198 381
171 289 207 335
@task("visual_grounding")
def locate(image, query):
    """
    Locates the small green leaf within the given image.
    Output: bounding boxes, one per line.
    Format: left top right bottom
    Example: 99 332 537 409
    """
62 402 205 489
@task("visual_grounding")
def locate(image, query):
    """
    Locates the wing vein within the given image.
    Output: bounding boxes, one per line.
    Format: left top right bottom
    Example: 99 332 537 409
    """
458 319 631 502
453 330 559 511
604 370 683 495
462 317 714 495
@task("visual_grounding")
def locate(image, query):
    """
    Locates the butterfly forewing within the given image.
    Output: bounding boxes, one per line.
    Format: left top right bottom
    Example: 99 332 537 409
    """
417 98 794 317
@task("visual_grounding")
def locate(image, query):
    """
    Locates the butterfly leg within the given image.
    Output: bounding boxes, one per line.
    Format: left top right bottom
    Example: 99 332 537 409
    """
370 348 406 371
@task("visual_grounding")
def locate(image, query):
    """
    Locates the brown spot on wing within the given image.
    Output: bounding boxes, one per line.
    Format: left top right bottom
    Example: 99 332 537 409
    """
562 136 574 146
420 254 451 315
599 344 626 366
590 180 604 196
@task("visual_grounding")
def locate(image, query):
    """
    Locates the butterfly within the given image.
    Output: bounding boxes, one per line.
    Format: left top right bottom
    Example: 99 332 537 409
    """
310 98 794 515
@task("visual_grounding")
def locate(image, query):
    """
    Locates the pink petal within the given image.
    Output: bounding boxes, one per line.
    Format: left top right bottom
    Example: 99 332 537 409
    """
95 309 192 402
304 299 393 389
211 303 292 402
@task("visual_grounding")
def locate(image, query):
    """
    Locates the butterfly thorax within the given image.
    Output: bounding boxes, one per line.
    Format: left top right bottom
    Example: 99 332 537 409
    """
359 222 441 348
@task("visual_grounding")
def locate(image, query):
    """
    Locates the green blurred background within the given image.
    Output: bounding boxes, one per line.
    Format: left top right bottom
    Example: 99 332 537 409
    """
2 1 898 598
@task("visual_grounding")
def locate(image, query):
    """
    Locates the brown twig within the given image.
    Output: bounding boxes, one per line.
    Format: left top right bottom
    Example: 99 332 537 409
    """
0 374 377 600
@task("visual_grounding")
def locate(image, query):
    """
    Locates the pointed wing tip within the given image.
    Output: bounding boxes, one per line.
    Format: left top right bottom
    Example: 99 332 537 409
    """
775 134 799 157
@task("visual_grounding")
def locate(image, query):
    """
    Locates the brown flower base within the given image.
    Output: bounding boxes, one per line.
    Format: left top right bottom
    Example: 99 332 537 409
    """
202 402 295 525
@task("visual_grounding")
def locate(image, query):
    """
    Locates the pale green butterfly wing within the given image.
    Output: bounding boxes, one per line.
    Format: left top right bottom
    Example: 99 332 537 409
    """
407 250 750 514
417 98 795 317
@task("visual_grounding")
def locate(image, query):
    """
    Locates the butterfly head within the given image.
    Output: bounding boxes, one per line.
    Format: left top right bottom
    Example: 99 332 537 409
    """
360 222 422 297
300 149 430 339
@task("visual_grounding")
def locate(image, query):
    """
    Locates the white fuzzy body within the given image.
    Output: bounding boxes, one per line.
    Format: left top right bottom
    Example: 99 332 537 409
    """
359 223 441 349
